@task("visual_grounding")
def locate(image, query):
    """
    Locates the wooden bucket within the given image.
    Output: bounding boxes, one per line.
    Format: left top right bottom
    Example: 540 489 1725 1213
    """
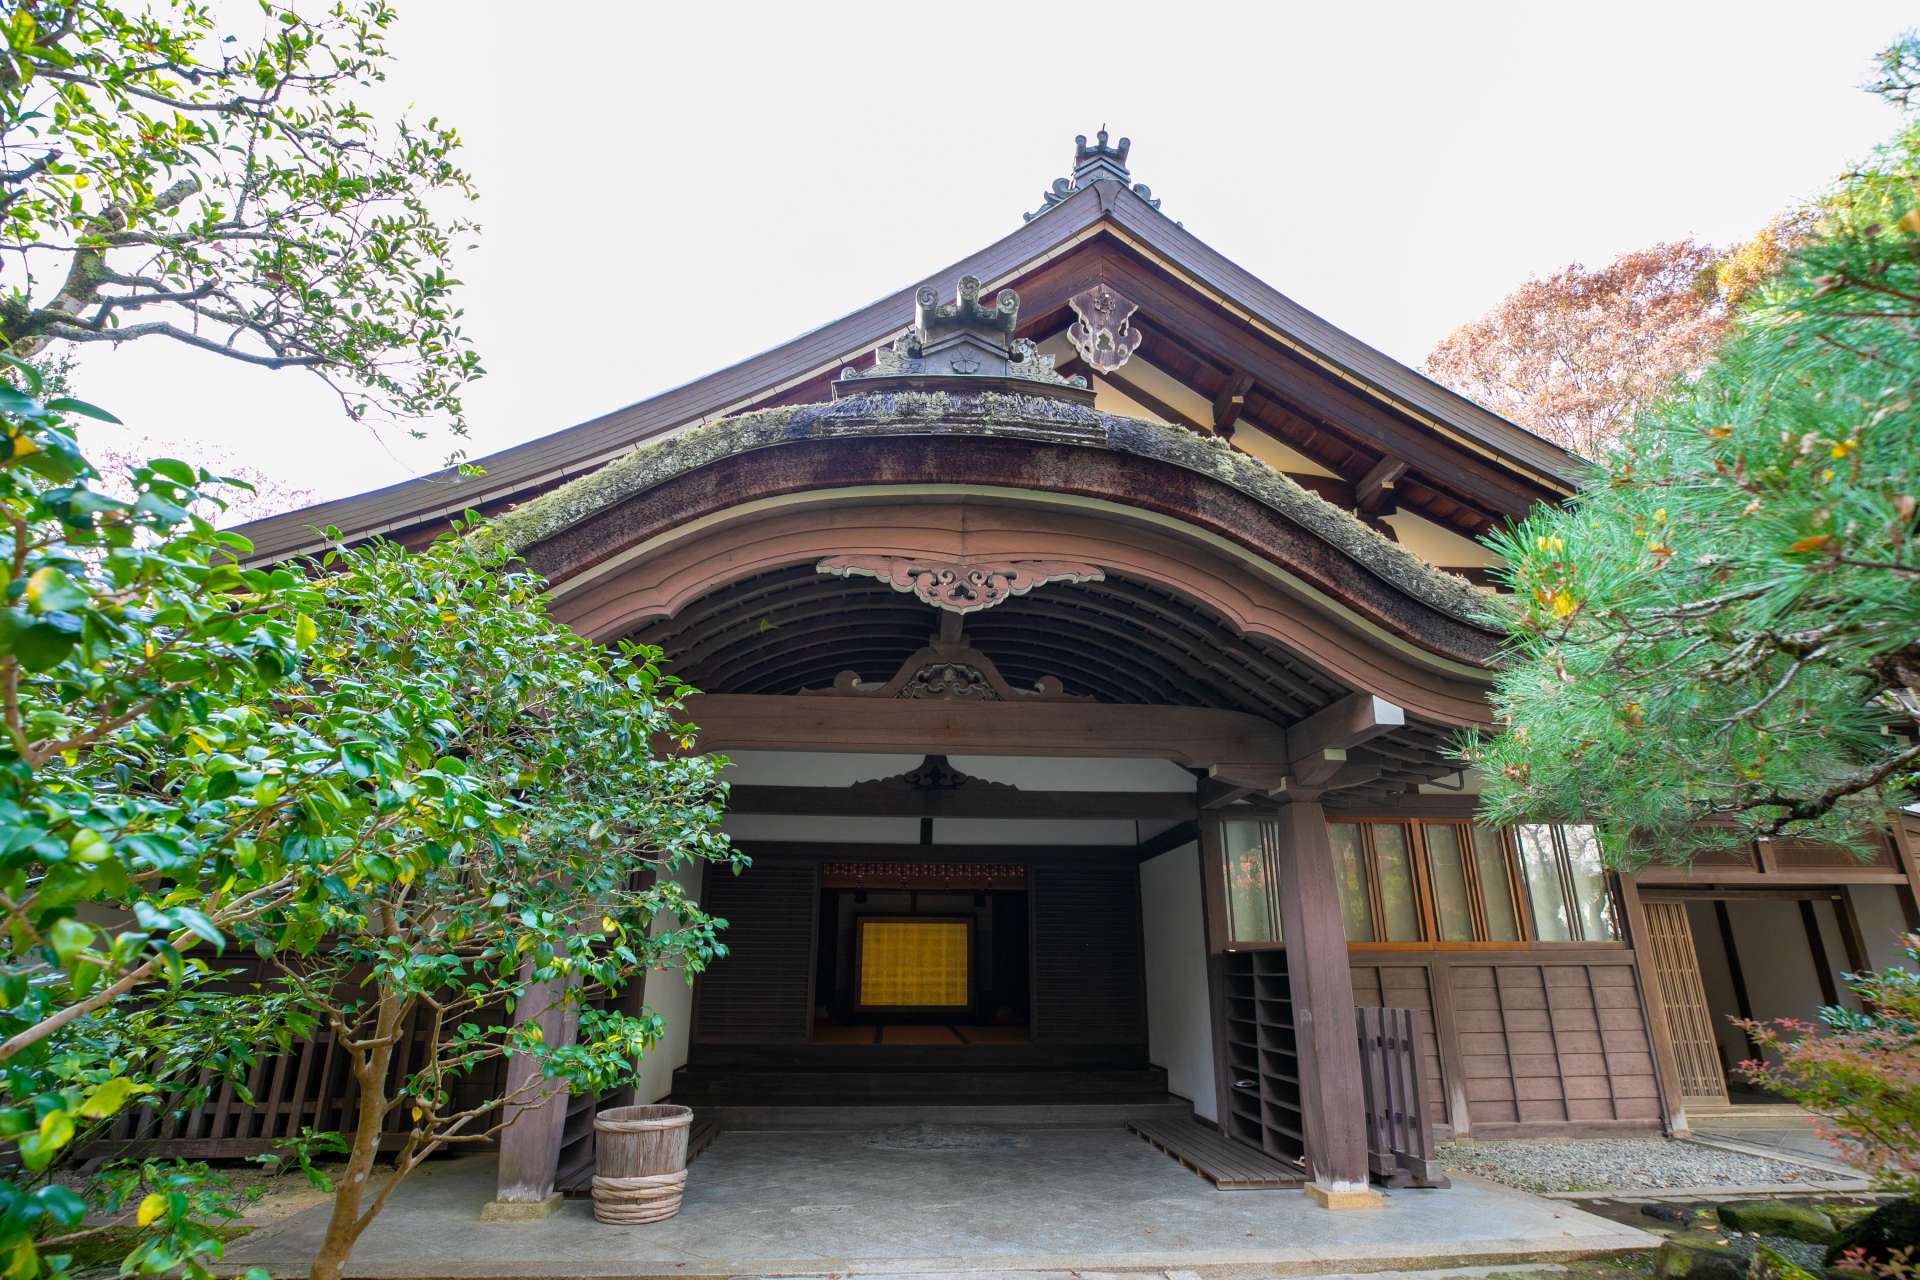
592 1104 693 1224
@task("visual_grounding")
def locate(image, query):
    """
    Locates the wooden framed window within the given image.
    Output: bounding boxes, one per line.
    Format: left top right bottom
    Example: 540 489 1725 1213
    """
1328 821 1422 942
1513 823 1621 942
1330 818 1607 946
1217 818 1283 946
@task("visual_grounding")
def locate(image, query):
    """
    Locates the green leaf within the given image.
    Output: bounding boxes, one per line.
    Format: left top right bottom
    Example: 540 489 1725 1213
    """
48 917 91 966
11 613 81 671
75 1076 142 1119
24 567 87 614
42 397 122 425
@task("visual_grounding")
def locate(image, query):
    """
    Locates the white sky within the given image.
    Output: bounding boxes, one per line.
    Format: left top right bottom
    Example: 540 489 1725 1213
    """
63 0 1919 508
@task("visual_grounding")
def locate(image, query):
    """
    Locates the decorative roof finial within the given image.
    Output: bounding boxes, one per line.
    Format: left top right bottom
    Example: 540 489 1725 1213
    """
1027 129 1162 221
834 276 1090 401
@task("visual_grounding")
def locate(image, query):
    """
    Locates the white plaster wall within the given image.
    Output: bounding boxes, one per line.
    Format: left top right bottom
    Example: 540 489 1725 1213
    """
1850 885 1914 972
1232 425 1341 478
721 751 1195 793
721 814 921 843
1720 898 1851 1064
721 751 924 786
1684 899 1745 1075
1381 511 1498 568
948 755 1196 790
1139 842 1216 1121
637 857 705 1104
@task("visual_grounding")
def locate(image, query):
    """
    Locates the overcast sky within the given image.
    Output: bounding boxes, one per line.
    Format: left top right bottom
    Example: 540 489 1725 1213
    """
62 1 1920 509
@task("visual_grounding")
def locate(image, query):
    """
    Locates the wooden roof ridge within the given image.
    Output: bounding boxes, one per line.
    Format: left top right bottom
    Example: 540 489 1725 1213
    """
234 177 1581 564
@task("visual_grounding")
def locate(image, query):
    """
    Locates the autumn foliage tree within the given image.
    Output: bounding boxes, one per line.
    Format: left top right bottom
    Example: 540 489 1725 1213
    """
1423 240 1731 459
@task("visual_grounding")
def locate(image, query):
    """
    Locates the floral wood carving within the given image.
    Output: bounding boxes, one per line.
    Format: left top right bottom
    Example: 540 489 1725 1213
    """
1067 284 1144 373
816 555 1105 614
850 754 1015 793
802 616 1089 703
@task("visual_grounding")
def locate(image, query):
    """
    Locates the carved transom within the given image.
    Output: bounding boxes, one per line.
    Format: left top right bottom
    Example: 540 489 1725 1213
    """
816 555 1105 615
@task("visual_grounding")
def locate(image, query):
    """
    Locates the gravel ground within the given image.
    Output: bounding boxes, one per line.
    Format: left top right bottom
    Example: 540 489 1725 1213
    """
1437 1138 1856 1194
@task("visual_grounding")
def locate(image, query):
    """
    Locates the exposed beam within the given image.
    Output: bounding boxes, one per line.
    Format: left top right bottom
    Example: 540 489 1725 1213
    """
726 784 1197 821
1291 748 1349 787
1135 819 1201 860
685 693 1291 769
1212 370 1255 438
1356 457 1409 515
1285 692 1406 763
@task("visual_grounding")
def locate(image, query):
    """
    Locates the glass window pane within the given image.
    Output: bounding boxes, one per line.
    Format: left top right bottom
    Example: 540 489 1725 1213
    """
1559 824 1618 941
1329 822 1373 941
1516 824 1572 941
1220 819 1281 944
1469 825 1521 941
1424 824 1475 942
1371 824 1422 941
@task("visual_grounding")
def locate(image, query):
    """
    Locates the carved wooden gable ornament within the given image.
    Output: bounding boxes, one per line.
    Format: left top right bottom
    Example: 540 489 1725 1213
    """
1067 284 1144 373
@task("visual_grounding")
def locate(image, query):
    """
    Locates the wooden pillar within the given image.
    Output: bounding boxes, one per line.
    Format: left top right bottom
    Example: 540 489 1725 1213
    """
483 968 580 1219
1272 797 1381 1209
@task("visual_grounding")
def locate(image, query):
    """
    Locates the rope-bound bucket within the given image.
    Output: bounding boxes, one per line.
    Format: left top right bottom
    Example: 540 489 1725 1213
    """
593 1104 693 1225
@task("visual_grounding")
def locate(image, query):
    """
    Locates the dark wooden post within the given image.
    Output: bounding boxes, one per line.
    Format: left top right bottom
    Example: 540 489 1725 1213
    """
1273 796 1383 1209
482 967 580 1220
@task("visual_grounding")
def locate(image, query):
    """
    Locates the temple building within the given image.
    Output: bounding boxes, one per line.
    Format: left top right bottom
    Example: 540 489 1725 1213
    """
233 133 1920 1210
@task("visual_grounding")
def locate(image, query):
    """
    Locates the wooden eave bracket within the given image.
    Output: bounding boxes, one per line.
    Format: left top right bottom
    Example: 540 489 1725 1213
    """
1212 370 1255 438
1207 692 1405 802
1356 456 1410 516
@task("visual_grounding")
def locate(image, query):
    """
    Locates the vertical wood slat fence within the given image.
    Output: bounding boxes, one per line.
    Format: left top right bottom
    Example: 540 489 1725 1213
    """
75 1008 504 1163
1355 1006 1448 1188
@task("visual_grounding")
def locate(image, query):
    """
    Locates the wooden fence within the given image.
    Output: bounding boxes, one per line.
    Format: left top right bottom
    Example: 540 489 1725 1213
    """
1355 1006 1447 1188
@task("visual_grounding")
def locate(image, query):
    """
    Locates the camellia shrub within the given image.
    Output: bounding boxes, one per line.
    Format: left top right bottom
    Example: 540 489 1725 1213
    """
0 366 741 1280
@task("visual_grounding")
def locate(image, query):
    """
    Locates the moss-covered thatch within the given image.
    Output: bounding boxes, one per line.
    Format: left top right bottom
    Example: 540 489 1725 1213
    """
478 390 1496 630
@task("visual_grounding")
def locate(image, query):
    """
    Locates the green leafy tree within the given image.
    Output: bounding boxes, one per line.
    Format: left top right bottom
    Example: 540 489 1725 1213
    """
0 371 741 1280
0 0 480 436
240 533 737 1280
1463 34 1920 863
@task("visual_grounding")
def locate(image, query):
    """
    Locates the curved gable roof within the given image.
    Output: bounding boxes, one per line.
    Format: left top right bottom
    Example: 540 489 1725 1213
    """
235 177 1580 564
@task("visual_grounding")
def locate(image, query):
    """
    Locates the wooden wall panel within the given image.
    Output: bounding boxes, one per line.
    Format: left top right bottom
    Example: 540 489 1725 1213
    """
1350 947 1666 1137
692 862 818 1044
1032 862 1146 1043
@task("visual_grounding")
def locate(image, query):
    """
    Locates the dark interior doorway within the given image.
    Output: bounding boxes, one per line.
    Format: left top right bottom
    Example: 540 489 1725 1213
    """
813 887 1031 1044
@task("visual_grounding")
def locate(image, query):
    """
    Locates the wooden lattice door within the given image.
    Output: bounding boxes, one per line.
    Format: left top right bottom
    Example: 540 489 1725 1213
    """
1643 900 1729 1106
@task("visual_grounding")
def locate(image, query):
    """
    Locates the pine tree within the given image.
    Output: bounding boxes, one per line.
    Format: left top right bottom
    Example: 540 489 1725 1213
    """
1464 35 1920 866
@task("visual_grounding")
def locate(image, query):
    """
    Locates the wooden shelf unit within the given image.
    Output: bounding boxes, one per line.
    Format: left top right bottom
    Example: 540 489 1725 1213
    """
1222 950 1305 1163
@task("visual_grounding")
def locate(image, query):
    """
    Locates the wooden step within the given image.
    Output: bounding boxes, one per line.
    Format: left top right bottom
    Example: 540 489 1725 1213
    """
1129 1116 1307 1190
695 1096 1192 1130
670 1066 1170 1106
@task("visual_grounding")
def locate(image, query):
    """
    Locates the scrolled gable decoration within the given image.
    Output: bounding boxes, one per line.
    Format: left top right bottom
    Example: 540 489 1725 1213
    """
804 611 1089 703
1067 284 1145 373
816 555 1106 615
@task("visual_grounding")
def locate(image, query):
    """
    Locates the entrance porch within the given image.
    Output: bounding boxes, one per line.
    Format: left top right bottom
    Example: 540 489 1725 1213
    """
228 1134 1655 1278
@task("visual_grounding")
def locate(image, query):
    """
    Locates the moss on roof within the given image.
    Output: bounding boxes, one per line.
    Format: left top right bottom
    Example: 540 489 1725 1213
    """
479 390 1497 630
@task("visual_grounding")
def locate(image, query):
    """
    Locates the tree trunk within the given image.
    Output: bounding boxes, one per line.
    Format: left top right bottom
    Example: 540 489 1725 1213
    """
309 1001 402 1280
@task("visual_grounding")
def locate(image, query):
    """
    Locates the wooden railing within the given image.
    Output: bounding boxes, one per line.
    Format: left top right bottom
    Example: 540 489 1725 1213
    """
1355 1006 1448 1188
